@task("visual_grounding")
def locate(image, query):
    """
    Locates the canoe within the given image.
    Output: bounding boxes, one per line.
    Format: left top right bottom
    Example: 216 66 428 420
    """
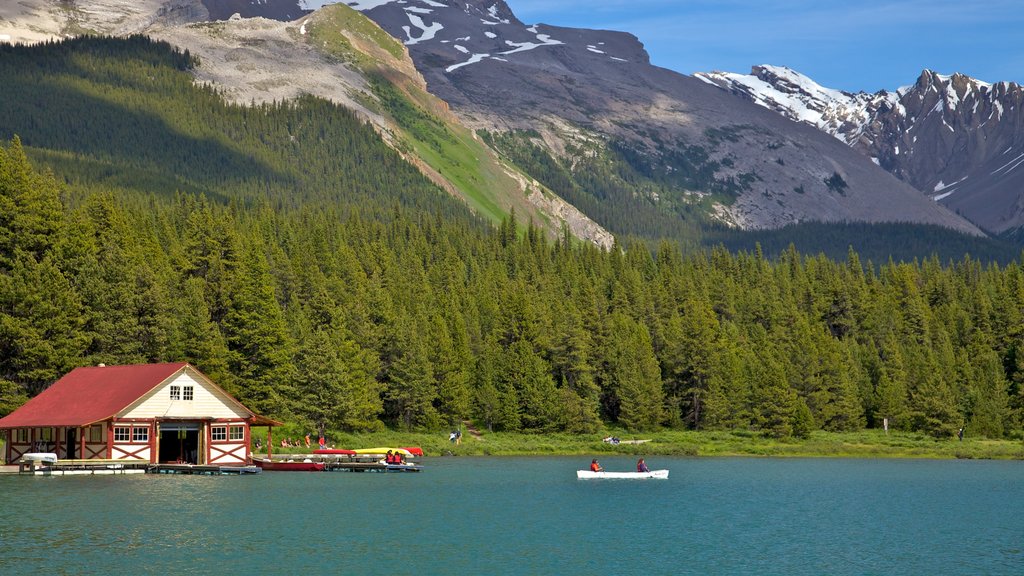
352 447 413 456
385 463 424 472
400 447 424 457
312 449 357 455
255 459 325 472
576 469 669 479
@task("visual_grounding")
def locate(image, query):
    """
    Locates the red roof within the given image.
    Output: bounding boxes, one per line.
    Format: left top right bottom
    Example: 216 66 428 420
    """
0 363 245 428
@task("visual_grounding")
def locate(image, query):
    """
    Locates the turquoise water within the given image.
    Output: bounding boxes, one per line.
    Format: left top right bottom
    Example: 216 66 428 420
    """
1 457 1022 575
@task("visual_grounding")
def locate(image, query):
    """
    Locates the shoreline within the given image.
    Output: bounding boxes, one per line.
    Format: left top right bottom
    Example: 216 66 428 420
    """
6 431 1021 466
250 430 1024 461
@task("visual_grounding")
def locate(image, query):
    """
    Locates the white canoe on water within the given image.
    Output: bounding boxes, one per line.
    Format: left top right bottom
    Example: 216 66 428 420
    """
577 469 669 479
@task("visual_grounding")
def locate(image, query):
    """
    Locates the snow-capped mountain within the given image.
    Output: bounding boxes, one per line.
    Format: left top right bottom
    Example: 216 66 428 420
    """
695 66 899 147
0 0 987 236
268 0 977 234
698 66 1024 234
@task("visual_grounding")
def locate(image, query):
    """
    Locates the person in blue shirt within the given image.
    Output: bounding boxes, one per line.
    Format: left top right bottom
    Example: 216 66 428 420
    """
637 458 649 473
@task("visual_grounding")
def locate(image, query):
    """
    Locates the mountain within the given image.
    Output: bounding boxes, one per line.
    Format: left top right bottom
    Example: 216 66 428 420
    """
0 0 989 242
0 0 614 248
187 0 982 237
697 66 1024 234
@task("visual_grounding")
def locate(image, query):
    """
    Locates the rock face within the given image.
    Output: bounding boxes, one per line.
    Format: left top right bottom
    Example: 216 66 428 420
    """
256 0 979 235
3 0 987 236
698 66 1024 234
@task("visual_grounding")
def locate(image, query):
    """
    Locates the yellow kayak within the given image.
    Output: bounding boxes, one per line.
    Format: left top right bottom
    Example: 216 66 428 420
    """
352 447 413 456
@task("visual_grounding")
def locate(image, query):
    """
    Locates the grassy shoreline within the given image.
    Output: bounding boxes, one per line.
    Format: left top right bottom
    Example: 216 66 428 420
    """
254 429 1024 460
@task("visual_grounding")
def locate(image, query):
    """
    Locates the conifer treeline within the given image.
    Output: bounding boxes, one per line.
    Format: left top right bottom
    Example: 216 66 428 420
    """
0 37 1022 439
2 137 1023 438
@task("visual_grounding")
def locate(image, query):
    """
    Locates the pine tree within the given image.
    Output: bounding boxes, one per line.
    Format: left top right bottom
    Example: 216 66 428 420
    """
605 313 663 431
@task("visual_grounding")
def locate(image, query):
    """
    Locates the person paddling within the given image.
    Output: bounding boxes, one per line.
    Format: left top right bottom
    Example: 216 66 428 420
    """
590 458 603 472
637 458 649 473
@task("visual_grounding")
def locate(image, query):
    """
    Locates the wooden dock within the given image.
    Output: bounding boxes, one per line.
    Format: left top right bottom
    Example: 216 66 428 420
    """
150 464 261 475
6 458 260 476
253 453 423 473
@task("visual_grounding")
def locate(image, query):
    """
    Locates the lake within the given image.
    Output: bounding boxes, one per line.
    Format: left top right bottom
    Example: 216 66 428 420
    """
1 457 1022 575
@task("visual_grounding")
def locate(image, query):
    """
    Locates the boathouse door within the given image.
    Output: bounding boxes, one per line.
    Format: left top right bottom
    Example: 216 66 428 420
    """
65 428 77 459
158 423 201 464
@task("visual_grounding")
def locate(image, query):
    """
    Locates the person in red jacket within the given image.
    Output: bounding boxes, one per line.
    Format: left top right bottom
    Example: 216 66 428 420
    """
590 459 603 472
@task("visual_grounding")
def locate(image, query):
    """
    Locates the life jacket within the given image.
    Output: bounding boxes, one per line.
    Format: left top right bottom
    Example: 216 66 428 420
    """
591 462 600 472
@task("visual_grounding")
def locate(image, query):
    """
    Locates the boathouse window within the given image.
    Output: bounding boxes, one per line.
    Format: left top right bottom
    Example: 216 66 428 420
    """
114 427 130 442
39 427 52 441
169 385 180 400
183 385 194 401
88 425 103 442
229 426 244 441
211 426 227 441
132 427 149 443
15 429 28 442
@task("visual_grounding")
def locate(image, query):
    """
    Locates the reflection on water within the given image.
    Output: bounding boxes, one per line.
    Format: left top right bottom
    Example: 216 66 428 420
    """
1 458 1023 575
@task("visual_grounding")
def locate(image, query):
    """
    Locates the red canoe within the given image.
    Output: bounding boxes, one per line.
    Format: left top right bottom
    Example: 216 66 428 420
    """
401 447 424 457
254 459 325 471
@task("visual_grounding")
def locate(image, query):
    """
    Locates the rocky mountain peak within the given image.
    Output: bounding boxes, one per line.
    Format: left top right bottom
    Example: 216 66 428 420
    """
699 64 1024 233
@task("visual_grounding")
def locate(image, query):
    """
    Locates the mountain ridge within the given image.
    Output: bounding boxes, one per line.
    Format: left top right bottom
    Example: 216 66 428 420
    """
330 0 982 235
697 65 1024 234
0 0 989 239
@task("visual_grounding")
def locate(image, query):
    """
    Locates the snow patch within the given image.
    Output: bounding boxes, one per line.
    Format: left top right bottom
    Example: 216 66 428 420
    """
446 52 489 73
487 4 510 24
871 157 880 166
499 33 563 55
337 0 400 9
992 152 1024 176
587 45 604 54
402 14 443 45
485 31 497 39
299 19 309 35
405 7 434 14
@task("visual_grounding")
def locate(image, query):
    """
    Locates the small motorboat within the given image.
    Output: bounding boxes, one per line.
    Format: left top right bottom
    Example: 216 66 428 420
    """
254 458 325 472
22 452 58 464
576 469 669 479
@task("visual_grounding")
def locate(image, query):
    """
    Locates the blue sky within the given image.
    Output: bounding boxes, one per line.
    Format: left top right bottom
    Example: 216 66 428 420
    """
507 0 1024 92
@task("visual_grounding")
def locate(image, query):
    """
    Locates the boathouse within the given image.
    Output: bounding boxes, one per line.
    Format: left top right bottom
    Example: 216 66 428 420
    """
0 362 277 466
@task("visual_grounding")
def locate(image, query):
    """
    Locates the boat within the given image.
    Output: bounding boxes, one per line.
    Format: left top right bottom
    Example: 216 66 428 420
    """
576 469 669 479
400 447 424 457
312 449 357 455
21 452 58 464
254 458 325 472
385 463 424 472
352 447 413 456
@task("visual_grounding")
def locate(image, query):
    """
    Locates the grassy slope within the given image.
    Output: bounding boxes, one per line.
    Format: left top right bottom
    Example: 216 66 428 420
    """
254 429 1024 460
305 5 551 230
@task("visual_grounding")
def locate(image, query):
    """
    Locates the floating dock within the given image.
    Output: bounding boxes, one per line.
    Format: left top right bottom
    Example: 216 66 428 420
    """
253 453 423 473
10 458 261 476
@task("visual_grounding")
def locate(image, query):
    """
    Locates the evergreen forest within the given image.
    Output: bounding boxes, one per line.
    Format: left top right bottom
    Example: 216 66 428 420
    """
1 37 1023 440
